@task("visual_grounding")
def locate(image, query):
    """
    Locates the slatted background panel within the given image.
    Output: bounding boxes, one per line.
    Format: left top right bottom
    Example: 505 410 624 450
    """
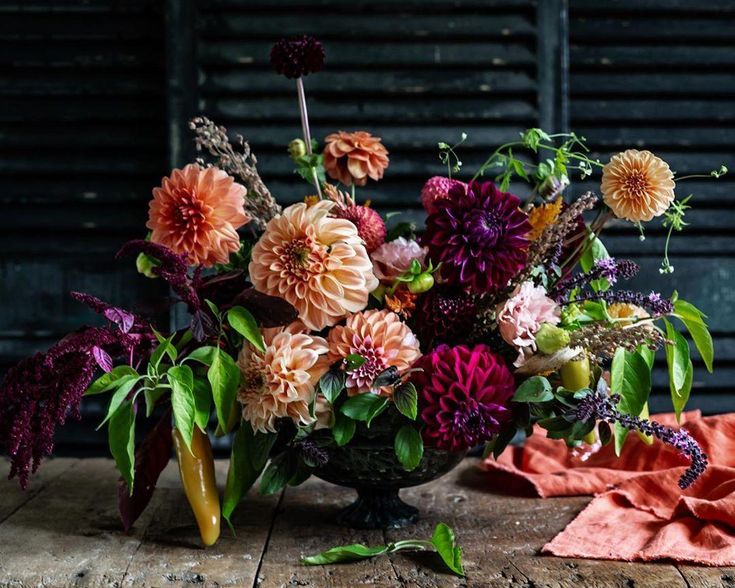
569 0 735 412
195 0 540 219
0 0 170 451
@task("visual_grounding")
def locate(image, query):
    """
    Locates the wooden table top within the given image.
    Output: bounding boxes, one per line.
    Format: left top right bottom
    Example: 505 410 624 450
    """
0 457 731 587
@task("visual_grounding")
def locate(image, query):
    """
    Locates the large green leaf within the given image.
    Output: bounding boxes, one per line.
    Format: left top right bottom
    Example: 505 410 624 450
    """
672 358 694 421
674 299 714 373
663 319 691 397
227 306 265 353
340 393 389 426
394 425 424 472
513 376 553 403
85 366 138 396
208 348 241 433
579 234 611 292
169 365 196 451
108 402 136 494
611 348 651 455
192 377 212 431
393 382 418 420
222 423 276 527
431 523 465 577
97 376 140 429
332 412 356 447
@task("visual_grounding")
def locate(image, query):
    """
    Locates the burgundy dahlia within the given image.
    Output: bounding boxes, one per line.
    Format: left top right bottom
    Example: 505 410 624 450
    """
410 287 477 349
270 35 325 79
422 180 530 293
413 344 515 452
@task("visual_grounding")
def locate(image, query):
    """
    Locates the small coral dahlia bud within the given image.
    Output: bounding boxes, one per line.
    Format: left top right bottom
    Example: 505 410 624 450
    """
270 35 325 79
420 176 467 215
333 204 387 253
288 138 307 160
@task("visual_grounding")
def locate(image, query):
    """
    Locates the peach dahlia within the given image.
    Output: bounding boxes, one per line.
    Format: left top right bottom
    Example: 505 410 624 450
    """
147 164 250 267
248 201 378 331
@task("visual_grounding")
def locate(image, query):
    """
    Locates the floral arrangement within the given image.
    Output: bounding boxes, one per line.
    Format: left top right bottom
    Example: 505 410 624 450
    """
0 36 724 571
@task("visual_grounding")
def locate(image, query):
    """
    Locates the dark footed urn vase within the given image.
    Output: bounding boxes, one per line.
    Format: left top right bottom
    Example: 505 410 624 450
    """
312 410 466 530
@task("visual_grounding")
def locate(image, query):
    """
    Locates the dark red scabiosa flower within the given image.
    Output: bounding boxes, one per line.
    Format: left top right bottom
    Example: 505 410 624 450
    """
422 181 531 293
412 344 515 452
270 35 325 79
410 286 477 349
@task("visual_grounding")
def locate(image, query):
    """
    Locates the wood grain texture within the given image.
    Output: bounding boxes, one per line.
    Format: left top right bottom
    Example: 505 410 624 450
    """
2 458 729 587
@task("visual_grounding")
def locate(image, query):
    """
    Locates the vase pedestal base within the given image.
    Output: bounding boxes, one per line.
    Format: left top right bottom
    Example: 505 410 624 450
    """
336 488 419 530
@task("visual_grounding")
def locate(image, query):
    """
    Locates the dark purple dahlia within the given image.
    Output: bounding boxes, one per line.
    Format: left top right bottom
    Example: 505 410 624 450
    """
422 181 531 293
270 36 325 79
410 287 477 349
412 344 515 452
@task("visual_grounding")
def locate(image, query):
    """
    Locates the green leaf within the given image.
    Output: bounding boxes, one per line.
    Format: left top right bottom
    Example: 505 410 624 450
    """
674 299 714 373
393 382 418 420
260 453 295 495
192 377 212 431
611 349 651 455
672 359 694 421
431 523 465 577
149 335 177 368
222 423 277 527
664 319 691 396
301 544 390 565
184 345 219 366
85 366 138 396
638 345 655 370
513 376 553 403
97 376 139 429
144 386 168 417
340 393 388 425
208 348 241 433
344 353 366 370
169 365 196 451
227 306 265 353
579 234 611 292
332 413 356 447
108 402 136 494
394 425 424 472
319 370 346 404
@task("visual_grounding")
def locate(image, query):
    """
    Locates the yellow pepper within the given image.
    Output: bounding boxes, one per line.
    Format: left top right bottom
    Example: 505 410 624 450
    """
173 427 221 546
560 354 597 445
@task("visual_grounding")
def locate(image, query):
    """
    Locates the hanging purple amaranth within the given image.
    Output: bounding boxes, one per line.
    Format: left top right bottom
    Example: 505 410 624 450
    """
575 385 708 489
117 240 202 312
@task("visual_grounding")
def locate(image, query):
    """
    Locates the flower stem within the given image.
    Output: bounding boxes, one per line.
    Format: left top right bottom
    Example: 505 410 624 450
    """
296 77 322 199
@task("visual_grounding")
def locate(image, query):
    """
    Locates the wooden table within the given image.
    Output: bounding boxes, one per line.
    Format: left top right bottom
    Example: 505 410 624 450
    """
0 458 731 587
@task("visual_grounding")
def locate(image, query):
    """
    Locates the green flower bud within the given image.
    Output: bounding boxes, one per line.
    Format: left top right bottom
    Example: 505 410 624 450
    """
407 272 434 294
535 323 570 355
560 303 581 326
288 138 307 160
136 252 159 279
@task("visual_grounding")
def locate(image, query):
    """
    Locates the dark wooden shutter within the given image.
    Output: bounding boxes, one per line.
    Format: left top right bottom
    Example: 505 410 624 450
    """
0 0 169 450
195 0 542 222
569 0 735 412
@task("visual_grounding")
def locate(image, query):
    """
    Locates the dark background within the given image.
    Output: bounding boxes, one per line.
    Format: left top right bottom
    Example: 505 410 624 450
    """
1 0 734 454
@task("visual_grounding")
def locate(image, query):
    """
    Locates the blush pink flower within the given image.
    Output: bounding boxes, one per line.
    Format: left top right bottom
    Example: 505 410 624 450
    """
496 281 560 367
237 321 329 433
248 201 379 331
327 309 421 395
371 237 427 283
147 164 250 267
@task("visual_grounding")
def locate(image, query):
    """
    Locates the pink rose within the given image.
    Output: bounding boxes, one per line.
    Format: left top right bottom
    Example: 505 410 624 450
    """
496 281 560 367
371 237 427 282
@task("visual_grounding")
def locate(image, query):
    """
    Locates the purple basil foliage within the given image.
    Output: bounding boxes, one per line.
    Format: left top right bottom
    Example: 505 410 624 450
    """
575 381 708 489
116 240 202 312
552 257 640 300
567 289 674 316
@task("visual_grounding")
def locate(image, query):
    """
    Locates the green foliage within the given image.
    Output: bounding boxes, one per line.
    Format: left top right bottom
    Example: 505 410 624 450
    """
663 319 693 422
513 376 553 403
227 306 265 352
207 348 241 434
340 394 389 427
192 377 212 431
301 523 464 577
108 402 136 495
168 364 196 451
319 370 346 404
393 382 418 420
85 366 138 396
260 452 295 496
97 376 140 429
394 425 424 471
673 298 714 373
610 349 651 455
332 413 356 447
223 423 276 528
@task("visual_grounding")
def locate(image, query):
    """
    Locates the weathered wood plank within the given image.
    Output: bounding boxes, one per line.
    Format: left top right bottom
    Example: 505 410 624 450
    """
257 478 398 587
122 461 279 587
676 565 735 587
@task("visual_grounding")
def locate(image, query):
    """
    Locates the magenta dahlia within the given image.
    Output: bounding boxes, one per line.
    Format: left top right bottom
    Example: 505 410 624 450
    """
422 180 530 293
412 344 515 452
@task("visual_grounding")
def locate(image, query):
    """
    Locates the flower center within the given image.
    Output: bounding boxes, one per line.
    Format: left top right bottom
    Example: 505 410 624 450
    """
171 187 212 235
622 171 649 199
452 399 500 444
466 210 502 248
281 237 325 280
346 340 388 388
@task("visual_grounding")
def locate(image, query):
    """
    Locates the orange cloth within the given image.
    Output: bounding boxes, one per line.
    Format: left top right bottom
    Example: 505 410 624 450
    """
482 412 735 565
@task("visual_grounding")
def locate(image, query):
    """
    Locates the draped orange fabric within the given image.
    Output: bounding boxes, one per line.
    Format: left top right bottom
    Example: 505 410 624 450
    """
482 412 735 565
